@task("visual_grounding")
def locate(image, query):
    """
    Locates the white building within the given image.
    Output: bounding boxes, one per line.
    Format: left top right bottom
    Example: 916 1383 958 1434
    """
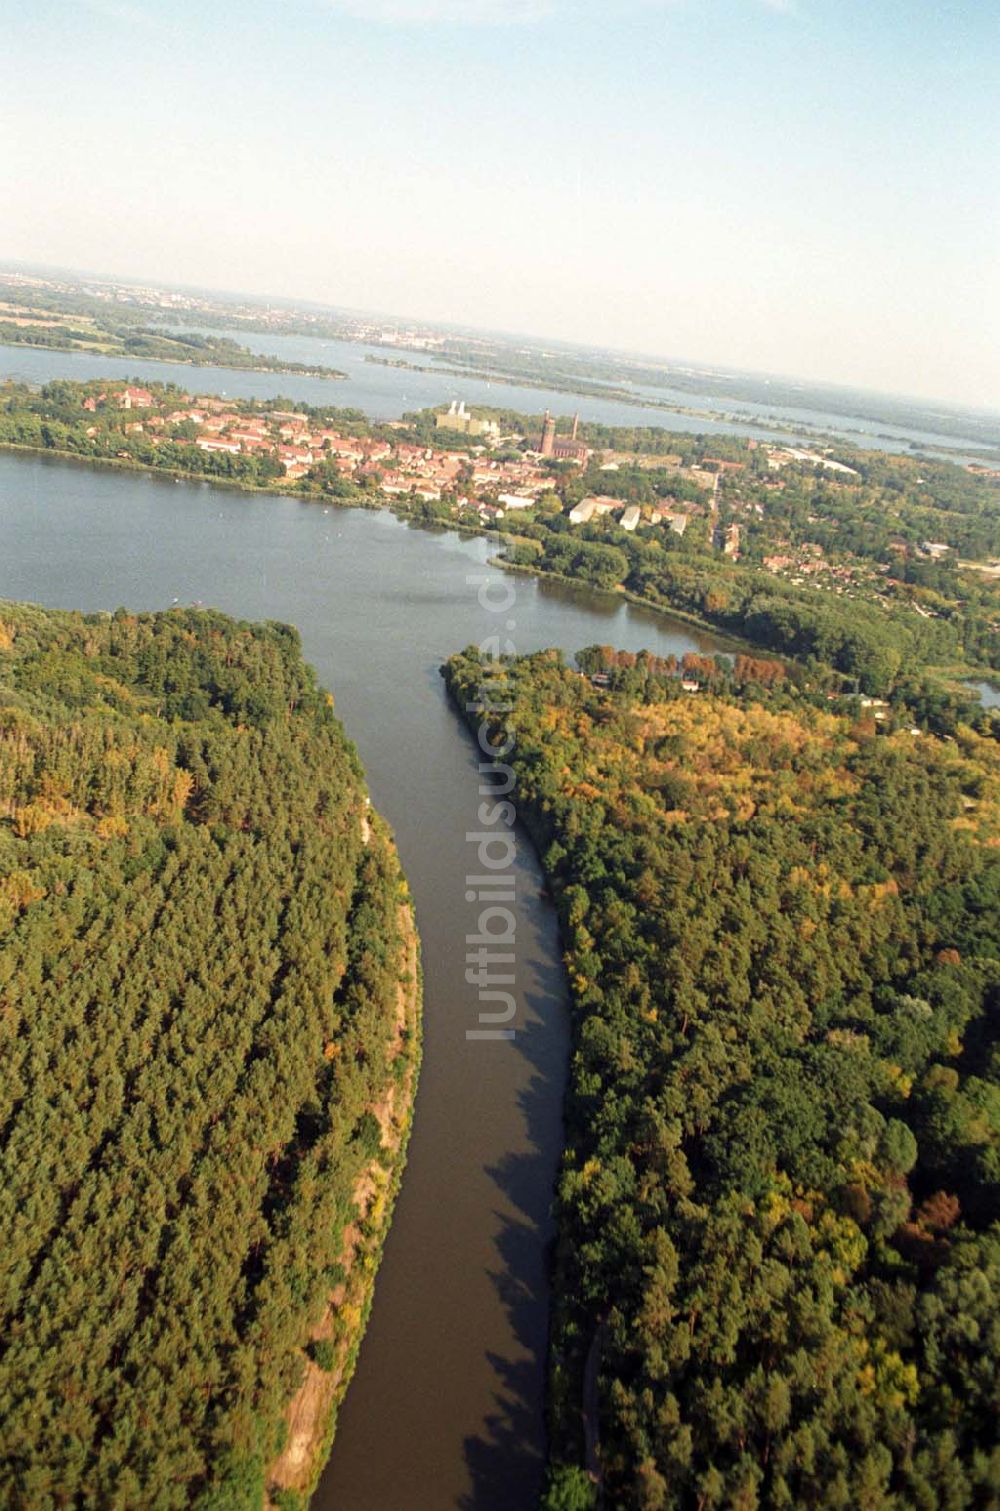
435 400 500 439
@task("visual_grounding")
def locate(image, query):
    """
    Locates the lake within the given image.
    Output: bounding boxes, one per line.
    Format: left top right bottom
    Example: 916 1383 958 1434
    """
0 336 805 444
2 335 983 458
0 452 731 1510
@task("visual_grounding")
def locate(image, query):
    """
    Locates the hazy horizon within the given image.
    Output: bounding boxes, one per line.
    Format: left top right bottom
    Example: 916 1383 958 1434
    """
7 254 1000 424
4 1 999 410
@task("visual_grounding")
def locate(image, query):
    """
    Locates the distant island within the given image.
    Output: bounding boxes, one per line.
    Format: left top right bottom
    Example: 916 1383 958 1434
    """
5 267 998 454
0 283 346 378
0 602 420 1505
0 321 347 378
362 352 903 445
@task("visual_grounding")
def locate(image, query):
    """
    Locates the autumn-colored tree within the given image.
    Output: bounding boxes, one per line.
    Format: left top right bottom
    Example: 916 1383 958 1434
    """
445 645 1000 1508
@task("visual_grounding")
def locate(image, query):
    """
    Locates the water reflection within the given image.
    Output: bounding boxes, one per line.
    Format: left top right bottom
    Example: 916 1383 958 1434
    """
460 891 570 1509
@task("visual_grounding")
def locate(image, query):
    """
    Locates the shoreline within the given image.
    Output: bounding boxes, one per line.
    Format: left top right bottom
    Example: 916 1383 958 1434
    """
2 439 995 689
497 558 790 661
0 434 752 647
0 337 347 381
265 819 422 1507
10 340 997 462
364 354 1000 460
0 438 308 496
367 352 824 439
499 560 998 686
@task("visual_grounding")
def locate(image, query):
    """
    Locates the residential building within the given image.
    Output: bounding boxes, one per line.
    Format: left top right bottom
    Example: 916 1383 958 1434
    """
583 496 620 516
118 386 154 410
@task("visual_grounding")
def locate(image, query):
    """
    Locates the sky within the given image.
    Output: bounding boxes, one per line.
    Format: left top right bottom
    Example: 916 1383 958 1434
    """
2 0 999 408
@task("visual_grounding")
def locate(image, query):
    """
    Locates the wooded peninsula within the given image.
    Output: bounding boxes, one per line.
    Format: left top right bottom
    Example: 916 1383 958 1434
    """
0 603 419 1508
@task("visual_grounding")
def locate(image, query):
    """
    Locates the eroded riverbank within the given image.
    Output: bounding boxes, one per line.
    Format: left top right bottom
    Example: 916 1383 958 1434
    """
268 845 421 1506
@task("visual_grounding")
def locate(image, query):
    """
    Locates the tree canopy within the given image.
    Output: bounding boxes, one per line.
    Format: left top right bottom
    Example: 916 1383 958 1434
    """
0 601 412 1507
446 646 1000 1510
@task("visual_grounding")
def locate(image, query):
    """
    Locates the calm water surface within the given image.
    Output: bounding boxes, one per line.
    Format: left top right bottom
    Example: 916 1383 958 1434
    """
0 337 802 445
0 453 729 1509
7 336 994 460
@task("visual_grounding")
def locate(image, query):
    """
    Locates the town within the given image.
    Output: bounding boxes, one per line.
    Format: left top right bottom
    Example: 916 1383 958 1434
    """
74 386 726 531
3 378 998 682
66 384 904 552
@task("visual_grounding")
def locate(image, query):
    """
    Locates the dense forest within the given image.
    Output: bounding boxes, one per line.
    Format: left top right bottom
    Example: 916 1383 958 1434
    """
0 601 418 1508
510 534 949 694
445 646 1000 1510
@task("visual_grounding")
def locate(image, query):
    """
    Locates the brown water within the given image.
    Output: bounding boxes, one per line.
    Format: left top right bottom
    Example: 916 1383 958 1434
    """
0 453 731 1509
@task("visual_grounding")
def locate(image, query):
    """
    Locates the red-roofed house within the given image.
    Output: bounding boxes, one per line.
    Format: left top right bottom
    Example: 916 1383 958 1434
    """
278 446 314 475
118 387 154 410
